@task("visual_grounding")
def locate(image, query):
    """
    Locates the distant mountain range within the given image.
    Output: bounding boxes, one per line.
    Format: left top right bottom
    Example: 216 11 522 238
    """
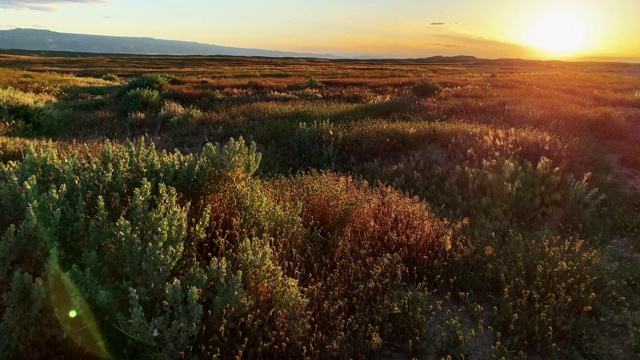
0 28 337 58
1 28 638 64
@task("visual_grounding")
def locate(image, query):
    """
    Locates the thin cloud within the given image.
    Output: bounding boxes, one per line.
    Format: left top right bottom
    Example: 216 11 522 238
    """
436 43 463 48
0 0 106 11
430 22 447 26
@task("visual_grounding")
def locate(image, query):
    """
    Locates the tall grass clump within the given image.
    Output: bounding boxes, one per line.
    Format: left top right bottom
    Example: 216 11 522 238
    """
292 120 337 169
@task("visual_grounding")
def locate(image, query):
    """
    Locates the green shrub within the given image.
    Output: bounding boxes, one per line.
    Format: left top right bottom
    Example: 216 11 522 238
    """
563 173 606 229
494 235 602 352
118 74 171 96
387 288 504 359
173 106 204 127
0 87 66 137
0 138 316 359
307 77 324 89
246 80 263 89
292 120 337 169
412 80 442 97
119 88 161 115
350 125 573 235
159 100 205 127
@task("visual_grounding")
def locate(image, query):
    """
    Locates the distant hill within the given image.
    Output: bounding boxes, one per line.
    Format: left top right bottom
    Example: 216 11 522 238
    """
0 28 337 58
2 29 637 65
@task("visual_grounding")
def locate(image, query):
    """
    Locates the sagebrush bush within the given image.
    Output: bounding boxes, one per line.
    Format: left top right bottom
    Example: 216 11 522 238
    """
346 123 614 239
585 107 630 140
119 88 161 116
307 77 325 89
493 235 602 352
118 74 171 96
0 138 313 359
267 172 455 357
412 80 442 97
159 100 205 127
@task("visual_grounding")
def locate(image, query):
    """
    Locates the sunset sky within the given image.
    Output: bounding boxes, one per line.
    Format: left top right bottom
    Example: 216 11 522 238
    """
1 0 639 60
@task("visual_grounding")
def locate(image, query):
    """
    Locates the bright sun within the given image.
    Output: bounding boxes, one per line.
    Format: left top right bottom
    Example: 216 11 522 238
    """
527 12 587 56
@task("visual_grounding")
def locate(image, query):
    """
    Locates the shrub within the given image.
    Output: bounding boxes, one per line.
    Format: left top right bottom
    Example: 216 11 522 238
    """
307 77 324 89
0 87 65 136
159 100 185 119
386 287 505 358
118 74 171 96
292 119 337 169
586 107 630 140
181 106 204 122
267 172 455 357
101 74 119 82
208 90 226 102
118 88 161 115
246 80 263 89
159 100 206 127
412 80 442 97
494 235 602 352
347 125 594 236
0 138 315 359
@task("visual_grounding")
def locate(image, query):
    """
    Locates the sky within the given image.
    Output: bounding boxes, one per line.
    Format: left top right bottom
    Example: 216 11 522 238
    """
1 0 639 60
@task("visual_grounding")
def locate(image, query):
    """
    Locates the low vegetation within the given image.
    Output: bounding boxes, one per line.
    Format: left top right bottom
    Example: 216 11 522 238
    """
1 53 639 359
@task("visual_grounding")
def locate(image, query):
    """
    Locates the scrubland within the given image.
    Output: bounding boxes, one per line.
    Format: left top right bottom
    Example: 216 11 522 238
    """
1 53 639 359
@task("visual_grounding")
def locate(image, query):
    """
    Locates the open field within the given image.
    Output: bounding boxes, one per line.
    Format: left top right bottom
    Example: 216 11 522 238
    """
1 51 640 359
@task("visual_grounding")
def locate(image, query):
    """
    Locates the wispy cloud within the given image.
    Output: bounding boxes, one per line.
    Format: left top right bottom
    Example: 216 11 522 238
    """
430 22 447 26
0 0 106 12
436 43 463 48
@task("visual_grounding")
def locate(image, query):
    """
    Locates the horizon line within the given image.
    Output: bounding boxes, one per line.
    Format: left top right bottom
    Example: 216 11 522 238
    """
2 27 640 64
